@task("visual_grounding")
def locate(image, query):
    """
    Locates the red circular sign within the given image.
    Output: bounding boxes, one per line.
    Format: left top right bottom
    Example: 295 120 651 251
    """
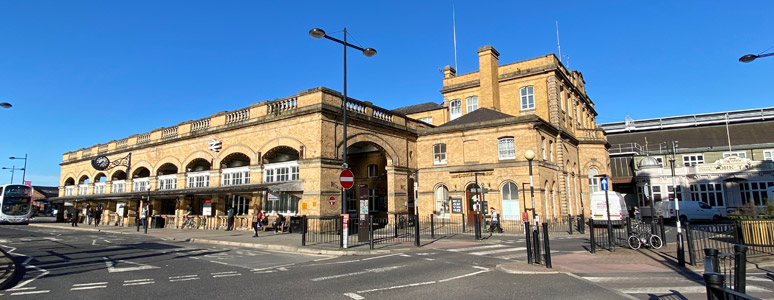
329 196 336 206
339 169 354 189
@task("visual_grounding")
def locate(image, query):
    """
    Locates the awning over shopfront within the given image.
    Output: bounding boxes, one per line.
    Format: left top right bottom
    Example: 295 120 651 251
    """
47 181 304 204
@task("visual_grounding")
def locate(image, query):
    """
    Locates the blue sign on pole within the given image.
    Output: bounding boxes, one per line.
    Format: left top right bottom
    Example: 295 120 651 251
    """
600 178 609 191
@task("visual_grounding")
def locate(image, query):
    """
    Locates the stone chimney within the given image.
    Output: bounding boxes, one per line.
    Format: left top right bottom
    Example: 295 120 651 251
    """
477 45 500 110
443 65 456 78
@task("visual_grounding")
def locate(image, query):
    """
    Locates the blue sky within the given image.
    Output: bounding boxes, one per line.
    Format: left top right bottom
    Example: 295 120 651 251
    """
1 1 772 187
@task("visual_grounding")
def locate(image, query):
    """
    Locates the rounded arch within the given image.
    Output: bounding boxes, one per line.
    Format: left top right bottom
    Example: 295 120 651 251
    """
337 133 399 166
132 167 151 178
433 183 451 217
186 158 211 172
499 180 520 220
220 152 251 168
153 156 182 173
217 144 257 167
77 173 91 184
94 172 107 182
258 137 305 160
63 177 76 186
111 169 127 181
130 160 154 176
181 151 215 172
156 163 179 175
263 146 299 164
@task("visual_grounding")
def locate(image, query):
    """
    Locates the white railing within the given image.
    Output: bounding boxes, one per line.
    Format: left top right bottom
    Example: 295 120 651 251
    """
137 133 151 144
78 184 89 195
222 167 250 186
162 126 178 139
372 108 393 122
191 119 210 132
225 108 250 125
344 100 367 115
112 180 125 193
268 97 298 114
157 175 177 190
187 171 210 188
94 182 106 194
65 185 75 196
132 178 149 192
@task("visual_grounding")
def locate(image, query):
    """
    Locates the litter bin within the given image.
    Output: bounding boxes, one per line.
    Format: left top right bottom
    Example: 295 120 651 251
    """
289 216 303 233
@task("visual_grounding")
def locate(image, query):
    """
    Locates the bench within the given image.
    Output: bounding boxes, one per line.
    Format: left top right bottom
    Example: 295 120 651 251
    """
260 216 290 233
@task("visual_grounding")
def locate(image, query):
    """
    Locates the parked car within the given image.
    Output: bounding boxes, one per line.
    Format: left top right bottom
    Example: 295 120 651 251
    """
655 200 724 222
590 191 628 223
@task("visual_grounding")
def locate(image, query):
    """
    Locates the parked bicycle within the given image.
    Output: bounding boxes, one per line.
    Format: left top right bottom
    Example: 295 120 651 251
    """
628 220 663 250
182 216 195 229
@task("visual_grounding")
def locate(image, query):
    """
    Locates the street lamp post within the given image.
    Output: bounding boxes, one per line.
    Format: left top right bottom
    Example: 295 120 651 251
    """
10 154 28 183
524 150 537 225
2 166 24 184
309 27 376 219
669 140 685 267
739 52 774 63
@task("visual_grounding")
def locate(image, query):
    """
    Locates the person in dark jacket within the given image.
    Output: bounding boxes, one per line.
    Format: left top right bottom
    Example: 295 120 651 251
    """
226 207 235 231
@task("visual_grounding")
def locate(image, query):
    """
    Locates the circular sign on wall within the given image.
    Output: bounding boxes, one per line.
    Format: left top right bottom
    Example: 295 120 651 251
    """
339 169 354 190
329 196 336 206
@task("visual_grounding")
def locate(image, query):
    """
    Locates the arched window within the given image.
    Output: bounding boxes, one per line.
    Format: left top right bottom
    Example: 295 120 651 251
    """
435 185 450 218
588 168 600 196
466 96 478 113
500 182 519 220
520 86 535 110
449 99 461 120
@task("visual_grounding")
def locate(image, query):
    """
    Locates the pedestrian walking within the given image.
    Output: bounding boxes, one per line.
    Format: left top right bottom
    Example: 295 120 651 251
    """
226 207 235 231
95 205 103 226
252 210 264 237
634 206 641 222
489 207 503 234
140 204 149 229
81 204 88 224
70 209 78 227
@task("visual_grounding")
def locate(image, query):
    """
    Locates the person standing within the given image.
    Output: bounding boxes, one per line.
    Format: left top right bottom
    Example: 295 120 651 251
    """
71 208 79 227
252 210 264 237
87 206 94 225
226 207 235 231
81 204 88 224
140 204 149 229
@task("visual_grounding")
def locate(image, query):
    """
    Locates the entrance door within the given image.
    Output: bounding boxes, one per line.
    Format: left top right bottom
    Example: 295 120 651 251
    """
466 184 481 226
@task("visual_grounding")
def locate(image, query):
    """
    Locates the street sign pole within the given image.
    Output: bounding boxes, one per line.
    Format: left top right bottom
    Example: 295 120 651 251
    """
601 177 614 251
339 169 354 248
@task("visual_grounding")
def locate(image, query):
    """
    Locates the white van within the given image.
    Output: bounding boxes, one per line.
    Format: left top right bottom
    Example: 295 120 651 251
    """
590 191 628 223
655 201 724 222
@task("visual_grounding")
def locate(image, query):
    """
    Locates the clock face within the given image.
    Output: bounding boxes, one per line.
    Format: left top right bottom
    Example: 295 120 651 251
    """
92 156 110 170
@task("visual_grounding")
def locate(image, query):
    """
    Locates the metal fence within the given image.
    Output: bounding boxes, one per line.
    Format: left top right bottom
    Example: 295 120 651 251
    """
686 220 774 265
589 218 629 252
703 245 759 300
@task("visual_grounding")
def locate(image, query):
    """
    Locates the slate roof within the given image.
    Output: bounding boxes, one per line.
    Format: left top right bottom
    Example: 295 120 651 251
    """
391 102 443 115
438 108 515 128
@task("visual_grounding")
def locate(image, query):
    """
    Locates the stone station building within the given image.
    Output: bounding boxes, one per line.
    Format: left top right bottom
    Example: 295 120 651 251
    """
52 46 610 229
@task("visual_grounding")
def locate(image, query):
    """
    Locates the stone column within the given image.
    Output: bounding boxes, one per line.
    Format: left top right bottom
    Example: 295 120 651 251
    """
386 166 410 214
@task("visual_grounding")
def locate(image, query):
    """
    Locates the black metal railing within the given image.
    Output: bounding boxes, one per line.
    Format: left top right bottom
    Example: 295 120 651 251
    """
589 218 629 252
703 244 759 300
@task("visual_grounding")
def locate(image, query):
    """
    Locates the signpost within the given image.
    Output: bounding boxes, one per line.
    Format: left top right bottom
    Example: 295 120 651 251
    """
341 213 350 248
600 177 614 251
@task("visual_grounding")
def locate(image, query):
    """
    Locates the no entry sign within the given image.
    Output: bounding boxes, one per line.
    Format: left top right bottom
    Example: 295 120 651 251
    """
329 196 336 206
340 169 354 189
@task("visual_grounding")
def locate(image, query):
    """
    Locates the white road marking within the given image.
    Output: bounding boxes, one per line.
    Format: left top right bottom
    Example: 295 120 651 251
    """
125 279 154 283
10 290 50 295
21 257 32 265
469 247 526 256
618 285 770 294
344 293 365 299
448 244 506 252
92 239 97 246
7 287 36 291
312 265 404 281
250 263 295 272
424 258 435 261
73 282 108 287
348 266 491 295
123 281 155 286
211 271 239 275
170 275 198 279
103 257 159 273
357 280 436 293
71 285 107 291
438 269 490 282
169 275 199 282
103 239 112 243
213 273 242 278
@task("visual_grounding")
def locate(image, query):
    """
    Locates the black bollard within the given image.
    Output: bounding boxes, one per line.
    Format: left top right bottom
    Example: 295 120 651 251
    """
394 214 398 238
589 218 596 254
533 227 541 264
302 215 307 246
461 213 465 233
703 272 726 300
734 244 748 293
430 214 435 238
685 221 695 266
525 222 533 264
568 214 573 235
704 248 720 273
542 222 552 268
414 215 421 247
659 216 667 247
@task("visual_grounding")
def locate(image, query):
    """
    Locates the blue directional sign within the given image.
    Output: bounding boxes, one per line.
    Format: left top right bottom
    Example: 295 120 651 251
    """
600 178 609 191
